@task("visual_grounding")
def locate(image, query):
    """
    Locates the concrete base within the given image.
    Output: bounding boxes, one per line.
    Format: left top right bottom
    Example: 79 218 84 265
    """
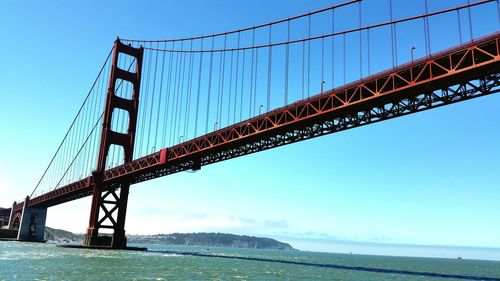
83 230 127 249
17 197 47 242
57 244 147 251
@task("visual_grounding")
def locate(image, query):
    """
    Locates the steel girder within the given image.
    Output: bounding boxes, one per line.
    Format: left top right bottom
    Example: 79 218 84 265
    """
26 32 500 208
129 72 500 183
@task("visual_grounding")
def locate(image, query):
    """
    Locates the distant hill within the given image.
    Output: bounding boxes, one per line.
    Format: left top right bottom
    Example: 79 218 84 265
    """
44 227 82 242
128 232 296 250
44 227 295 250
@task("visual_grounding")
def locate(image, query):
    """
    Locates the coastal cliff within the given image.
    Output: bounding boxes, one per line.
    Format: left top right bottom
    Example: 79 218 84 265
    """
45 227 295 250
127 232 295 250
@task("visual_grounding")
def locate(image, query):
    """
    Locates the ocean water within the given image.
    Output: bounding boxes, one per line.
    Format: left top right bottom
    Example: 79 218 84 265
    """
1 241 500 281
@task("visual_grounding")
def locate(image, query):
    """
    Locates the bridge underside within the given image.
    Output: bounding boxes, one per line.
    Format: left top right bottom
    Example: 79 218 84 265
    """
18 32 500 212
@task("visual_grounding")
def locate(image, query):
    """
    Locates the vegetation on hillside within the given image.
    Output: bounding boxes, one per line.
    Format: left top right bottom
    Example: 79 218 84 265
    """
44 227 295 250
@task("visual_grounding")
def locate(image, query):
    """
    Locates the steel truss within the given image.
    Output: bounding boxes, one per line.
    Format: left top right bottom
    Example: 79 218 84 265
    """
134 73 500 183
24 33 500 209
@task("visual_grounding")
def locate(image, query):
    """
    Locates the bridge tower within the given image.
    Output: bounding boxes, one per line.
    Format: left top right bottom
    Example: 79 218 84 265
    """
83 39 143 249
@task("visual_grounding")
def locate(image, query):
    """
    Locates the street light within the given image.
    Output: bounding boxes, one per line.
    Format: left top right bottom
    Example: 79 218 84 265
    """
178 136 183 144
214 122 218 131
410 46 416 63
320 81 325 94
258 104 263 115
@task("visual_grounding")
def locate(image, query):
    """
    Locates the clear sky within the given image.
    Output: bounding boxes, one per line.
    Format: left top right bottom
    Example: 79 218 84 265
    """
0 0 499 259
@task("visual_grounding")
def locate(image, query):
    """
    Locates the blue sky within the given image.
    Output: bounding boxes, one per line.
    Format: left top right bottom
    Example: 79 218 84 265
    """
0 0 499 259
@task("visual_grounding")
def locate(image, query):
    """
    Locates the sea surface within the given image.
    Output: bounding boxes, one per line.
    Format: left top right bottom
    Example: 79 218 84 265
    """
1 241 500 281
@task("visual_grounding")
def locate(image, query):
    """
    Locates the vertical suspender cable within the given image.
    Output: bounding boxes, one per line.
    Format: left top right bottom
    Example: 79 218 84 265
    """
302 41 305 99
85 72 99 171
177 42 188 142
253 48 259 116
221 36 227 126
171 46 180 145
249 29 255 118
69 103 82 176
93 61 106 165
174 42 186 143
155 41 167 149
239 49 246 122
424 0 431 56
267 24 272 112
321 37 324 91
228 48 234 125
98 61 108 162
497 0 500 26
59 132 69 187
92 63 104 166
171 43 182 145
68 96 85 177
87 68 101 174
466 0 473 41
184 40 195 139
74 94 89 179
367 28 371 76
389 0 395 68
168 48 179 146
81 76 94 175
83 96 92 173
218 35 227 125
216 44 223 126
147 42 160 153
233 32 240 124
457 10 463 45
359 1 363 78
343 33 346 85
162 42 174 146
64 112 75 180
194 38 204 138
307 14 311 98
205 37 215 134
140 42 150 155
139 42 153 156
331 8 335 89
285 20 290 105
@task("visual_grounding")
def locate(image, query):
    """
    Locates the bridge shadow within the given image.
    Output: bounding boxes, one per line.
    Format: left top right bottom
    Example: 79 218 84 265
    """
147 250 500 281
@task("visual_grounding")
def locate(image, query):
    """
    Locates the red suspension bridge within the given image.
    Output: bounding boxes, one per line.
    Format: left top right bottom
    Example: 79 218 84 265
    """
1 0 499 249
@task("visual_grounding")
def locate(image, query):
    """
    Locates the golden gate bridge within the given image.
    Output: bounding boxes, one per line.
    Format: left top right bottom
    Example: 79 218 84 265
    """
1 0 499 255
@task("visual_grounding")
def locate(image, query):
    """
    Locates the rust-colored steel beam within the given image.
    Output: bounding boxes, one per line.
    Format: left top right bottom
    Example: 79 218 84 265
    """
26 32 500 209
82 39 143 249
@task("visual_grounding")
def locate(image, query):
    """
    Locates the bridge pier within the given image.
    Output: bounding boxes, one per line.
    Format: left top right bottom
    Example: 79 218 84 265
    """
17 197 47 242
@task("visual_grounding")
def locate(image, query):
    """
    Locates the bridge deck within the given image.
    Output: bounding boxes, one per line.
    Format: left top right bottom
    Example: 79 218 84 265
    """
21 32 500 210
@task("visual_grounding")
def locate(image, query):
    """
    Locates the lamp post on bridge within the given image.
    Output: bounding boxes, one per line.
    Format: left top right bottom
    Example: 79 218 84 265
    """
214 122 218 131
258 104 263 115
411 46 416 63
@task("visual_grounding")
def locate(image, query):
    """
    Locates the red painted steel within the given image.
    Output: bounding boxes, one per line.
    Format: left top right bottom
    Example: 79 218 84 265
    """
82 39 143 248
25 32 500 209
